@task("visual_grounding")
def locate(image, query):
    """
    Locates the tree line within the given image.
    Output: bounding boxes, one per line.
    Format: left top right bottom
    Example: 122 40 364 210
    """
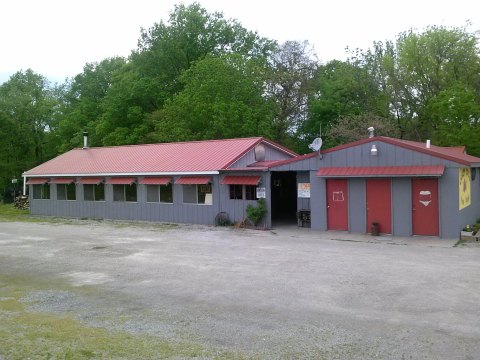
1 3 480 196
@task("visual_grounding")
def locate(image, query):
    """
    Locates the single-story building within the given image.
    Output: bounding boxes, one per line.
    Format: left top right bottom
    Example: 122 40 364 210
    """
23 133 480 238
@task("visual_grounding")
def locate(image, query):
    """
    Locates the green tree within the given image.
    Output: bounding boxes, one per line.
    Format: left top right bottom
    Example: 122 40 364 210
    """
359 25 480 141
56 57 126 151
96 2 274 146
0 69 58 193
301 60 386 150
150 54 275 142
265 41 318 147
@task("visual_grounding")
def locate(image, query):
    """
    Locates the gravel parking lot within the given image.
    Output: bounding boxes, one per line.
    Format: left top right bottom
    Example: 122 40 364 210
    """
1 220 480 359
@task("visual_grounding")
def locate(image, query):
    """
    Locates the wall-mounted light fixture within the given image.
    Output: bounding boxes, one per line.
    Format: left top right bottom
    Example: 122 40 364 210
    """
370 144 378 156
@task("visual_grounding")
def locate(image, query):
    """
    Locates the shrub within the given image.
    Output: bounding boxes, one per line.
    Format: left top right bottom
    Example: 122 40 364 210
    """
246 198 267 226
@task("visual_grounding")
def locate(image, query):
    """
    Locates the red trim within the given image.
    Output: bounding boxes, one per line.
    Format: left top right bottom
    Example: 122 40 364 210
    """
316 165 445 177
49 178 75 184
26 178 49 185
175 176 212 185
106 177 136 185
139 177 172 185
220 176 261 185
78 177 104 184
266 152 318 169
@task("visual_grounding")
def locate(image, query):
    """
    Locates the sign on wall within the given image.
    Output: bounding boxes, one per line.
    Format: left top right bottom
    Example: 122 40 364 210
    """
298 183 311 198
459 168 471 210
256 187 266 198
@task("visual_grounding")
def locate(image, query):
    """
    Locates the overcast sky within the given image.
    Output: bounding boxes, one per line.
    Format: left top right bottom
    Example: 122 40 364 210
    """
1 0 478 84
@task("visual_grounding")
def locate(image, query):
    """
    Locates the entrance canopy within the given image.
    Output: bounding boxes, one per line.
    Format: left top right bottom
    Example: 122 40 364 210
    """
220 175 261 185
316 165 445 178
175 176 211 185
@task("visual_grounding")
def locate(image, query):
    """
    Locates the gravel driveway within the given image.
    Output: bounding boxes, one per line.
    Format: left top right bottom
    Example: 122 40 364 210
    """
1 220 479 359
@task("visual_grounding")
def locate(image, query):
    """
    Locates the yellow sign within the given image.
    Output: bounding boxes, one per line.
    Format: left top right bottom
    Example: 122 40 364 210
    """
459 168 471 210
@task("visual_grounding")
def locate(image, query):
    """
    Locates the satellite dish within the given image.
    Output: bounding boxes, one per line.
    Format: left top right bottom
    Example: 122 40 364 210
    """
254 144 266 161
309 137 323 152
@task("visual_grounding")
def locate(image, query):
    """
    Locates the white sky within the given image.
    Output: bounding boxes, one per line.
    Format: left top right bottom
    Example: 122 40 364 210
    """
0 0 478 84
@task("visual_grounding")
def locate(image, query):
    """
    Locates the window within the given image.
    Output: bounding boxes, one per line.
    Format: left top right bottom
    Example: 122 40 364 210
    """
57 183 76 201
229 185 243 199
146 183 173 203
245 185 258 200
113 184 137 202
228 185 258 200
32 184 50 199
183 184 212 204
84 184 105 201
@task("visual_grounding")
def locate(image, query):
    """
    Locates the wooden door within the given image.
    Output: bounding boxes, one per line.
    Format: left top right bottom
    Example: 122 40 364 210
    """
366 179 392 234
412 178 439 236
326 179 348 230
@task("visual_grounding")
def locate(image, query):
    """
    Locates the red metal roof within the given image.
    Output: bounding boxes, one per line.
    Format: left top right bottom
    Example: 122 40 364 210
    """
78 177 104 184
175 176 212 185
24 138 297 176
220 175 261 185
49 178 75 184
139 177 172 185
106 177 136 185
26 178 49 185
316 165 445 177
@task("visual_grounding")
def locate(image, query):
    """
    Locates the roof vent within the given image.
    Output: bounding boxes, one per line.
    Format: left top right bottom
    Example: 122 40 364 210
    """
426 139 431 149
83 131 89 149
254 144 265 161
368 126 375 138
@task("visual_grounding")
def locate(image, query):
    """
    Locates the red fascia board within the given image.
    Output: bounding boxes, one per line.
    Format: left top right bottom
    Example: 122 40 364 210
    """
175 176 212 185
220 176 261 185
139 177 172 185
266 152 318 168
78 177 104 185
26 178 49 185
49 178 75 184
316 165 445 177
106 177 136 185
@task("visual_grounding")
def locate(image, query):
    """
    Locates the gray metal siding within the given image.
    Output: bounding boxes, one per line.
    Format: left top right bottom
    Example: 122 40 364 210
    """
296 172 310 211
310 171 326 230
348 179 366 233
320 142 458 167
230 144 293 168
392 178 412 236
271 156 320 171
29 174 272 227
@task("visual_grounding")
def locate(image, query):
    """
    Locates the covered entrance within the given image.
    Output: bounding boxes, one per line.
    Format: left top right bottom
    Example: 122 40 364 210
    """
271 171 297 224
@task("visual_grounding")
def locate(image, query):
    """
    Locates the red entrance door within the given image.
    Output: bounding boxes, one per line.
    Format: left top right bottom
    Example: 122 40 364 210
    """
412 178 439 236
326 179 348 230
366 179 392 234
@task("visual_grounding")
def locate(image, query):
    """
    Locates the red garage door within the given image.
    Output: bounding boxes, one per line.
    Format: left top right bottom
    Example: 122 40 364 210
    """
412 178 439 236
366 179 392 234
326 179 348 230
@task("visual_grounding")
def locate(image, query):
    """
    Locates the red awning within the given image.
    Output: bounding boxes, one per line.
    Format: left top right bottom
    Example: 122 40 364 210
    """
175 176 212 185
316 165 445 177
49 178 75 184
220 175 261 185
26 178 49 185
106 177 136 185
78 177 104 185
139 177 172 185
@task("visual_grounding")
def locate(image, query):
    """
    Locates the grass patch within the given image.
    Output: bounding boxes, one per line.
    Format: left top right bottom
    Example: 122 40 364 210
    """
0 203 35 222
0 274 247 359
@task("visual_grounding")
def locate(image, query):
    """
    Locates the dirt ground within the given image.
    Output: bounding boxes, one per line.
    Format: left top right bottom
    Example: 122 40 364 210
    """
1 219 480 359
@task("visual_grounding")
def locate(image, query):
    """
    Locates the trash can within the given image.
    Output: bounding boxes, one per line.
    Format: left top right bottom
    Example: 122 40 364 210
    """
371 222 379 236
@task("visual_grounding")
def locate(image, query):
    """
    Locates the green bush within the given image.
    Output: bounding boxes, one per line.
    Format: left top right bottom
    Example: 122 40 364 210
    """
246 198 267 226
